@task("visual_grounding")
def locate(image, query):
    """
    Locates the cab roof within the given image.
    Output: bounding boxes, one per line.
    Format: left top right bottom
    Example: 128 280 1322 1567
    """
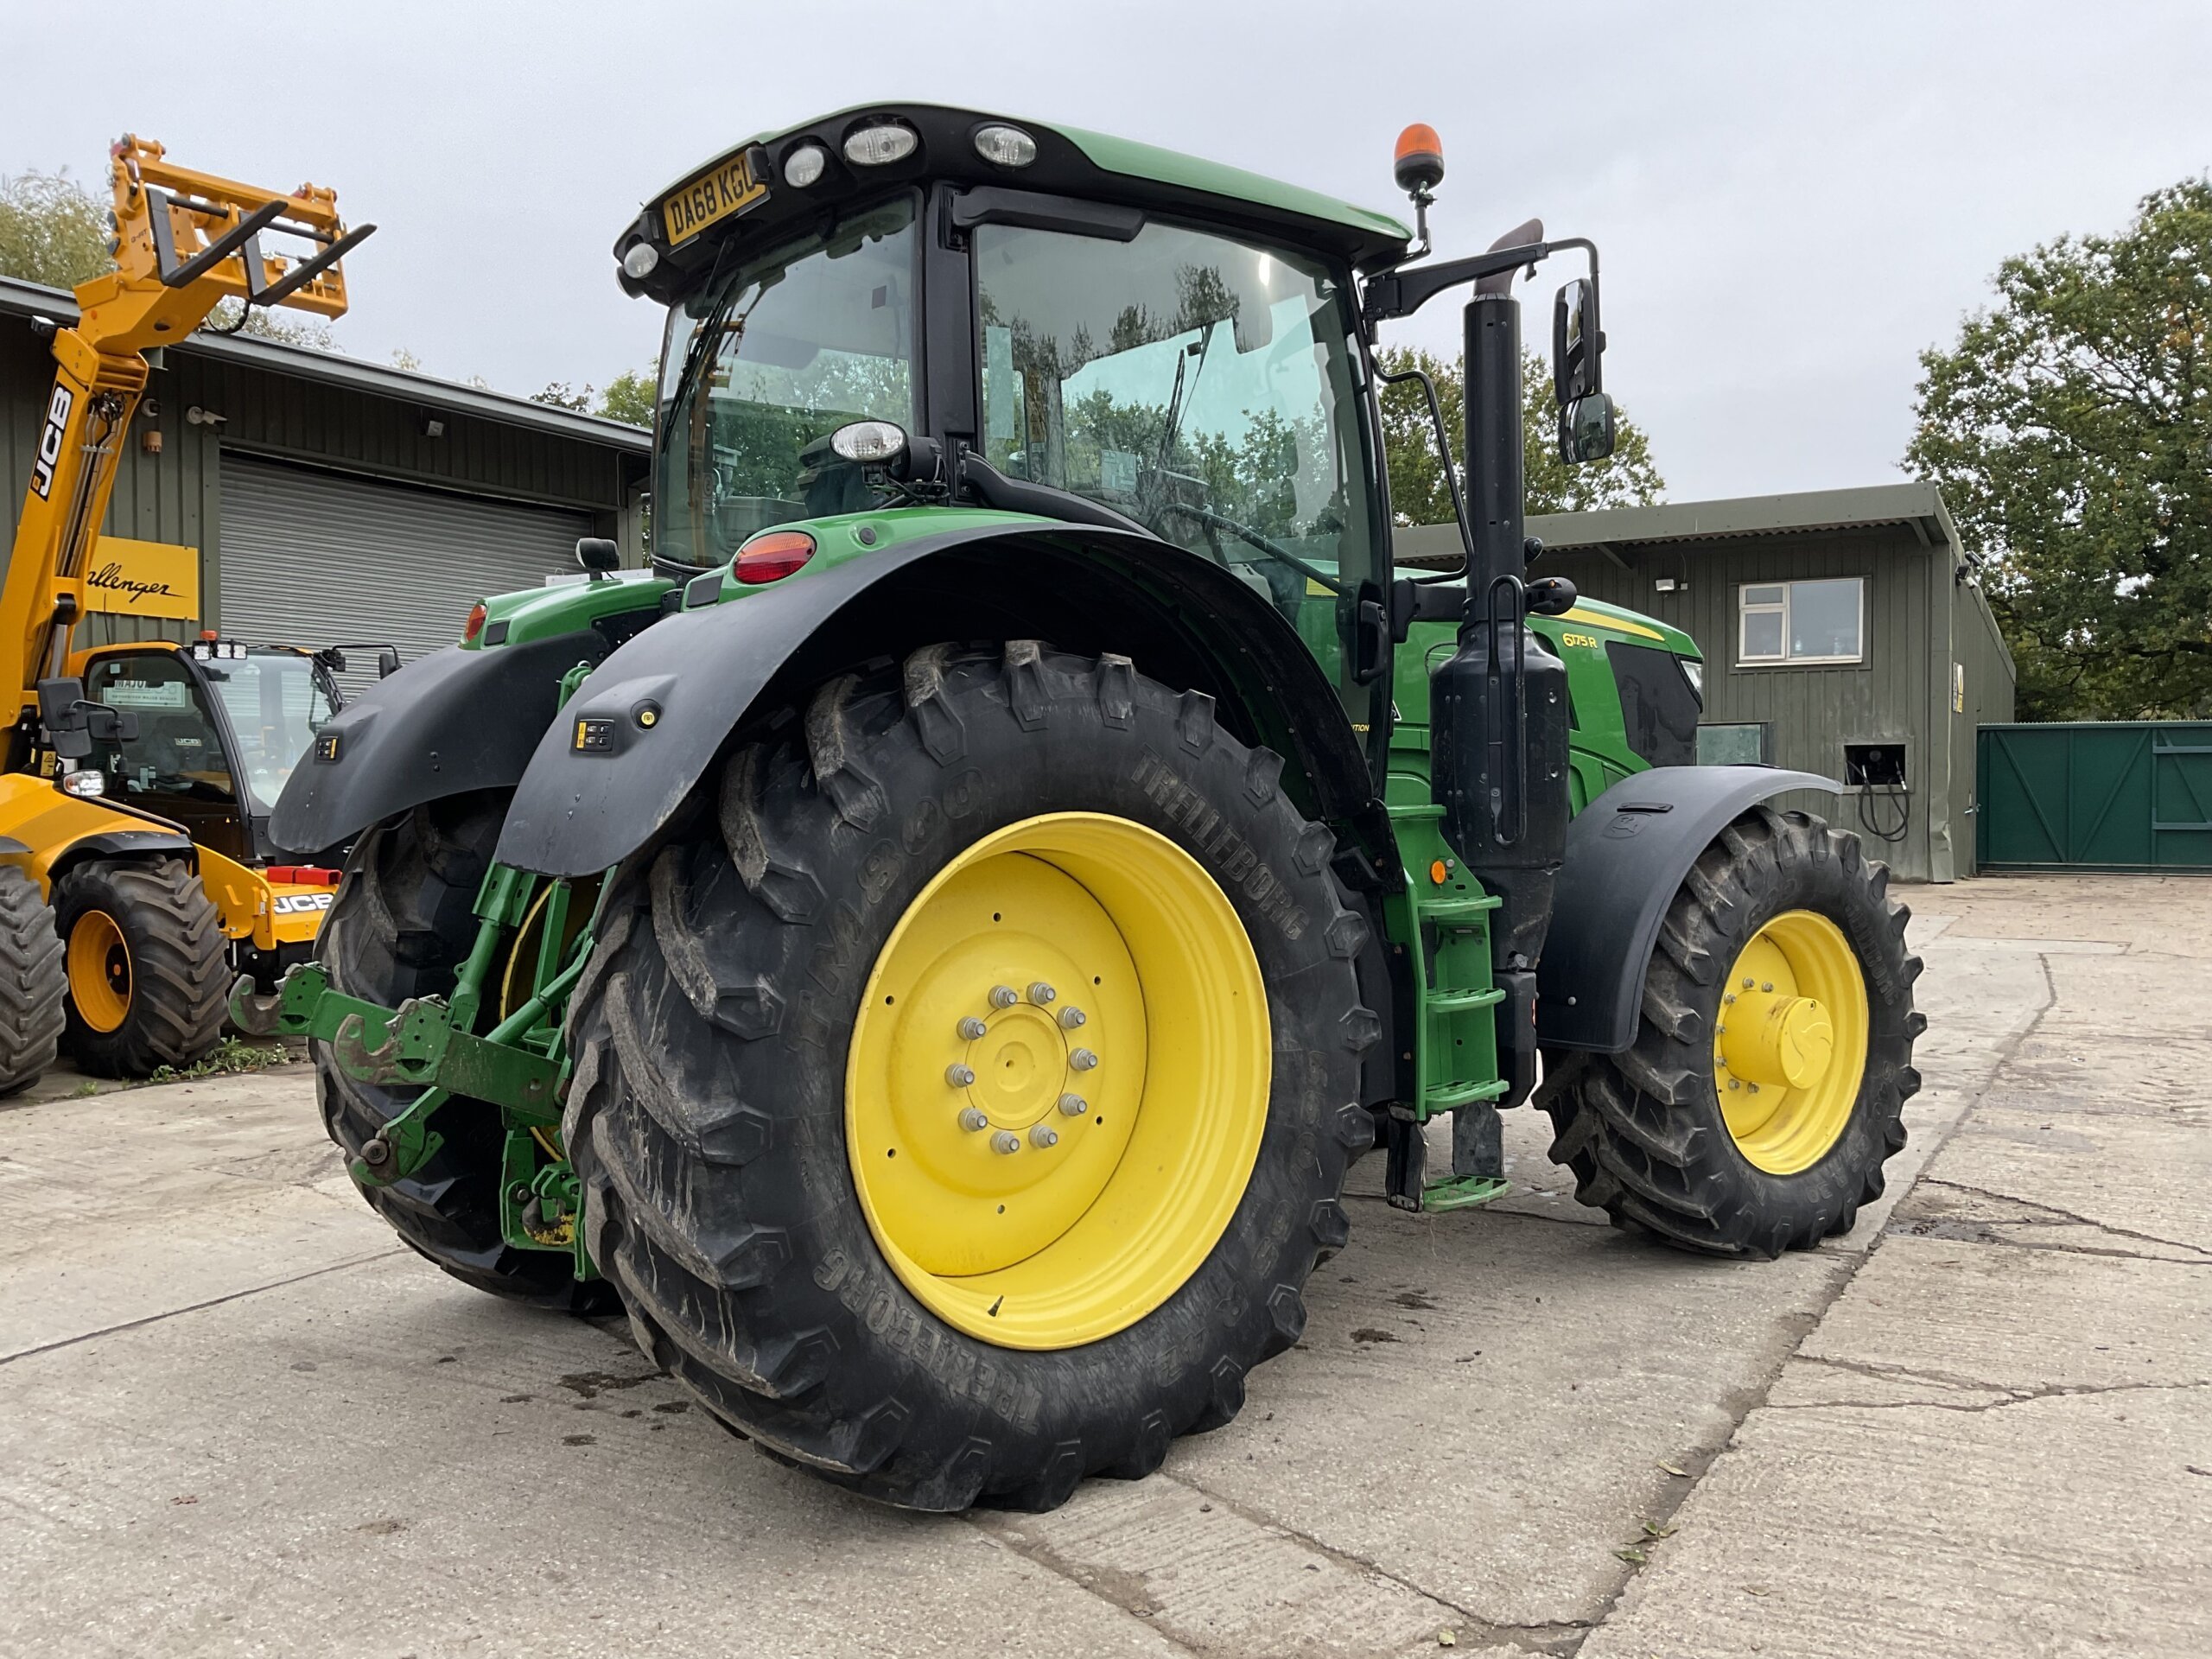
617 103 1413 302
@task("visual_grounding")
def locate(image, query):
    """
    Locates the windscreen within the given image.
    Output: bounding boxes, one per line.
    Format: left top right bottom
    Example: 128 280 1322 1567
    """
203 651 341 813
654 197 919 569
974 218 1376 617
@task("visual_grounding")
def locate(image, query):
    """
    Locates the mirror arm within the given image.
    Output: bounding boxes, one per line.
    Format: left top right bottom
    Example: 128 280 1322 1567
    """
1363 239 1551 322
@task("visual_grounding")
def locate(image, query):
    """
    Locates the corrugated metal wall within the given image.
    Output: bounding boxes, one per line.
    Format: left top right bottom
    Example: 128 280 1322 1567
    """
1522 523 1945 880
1948 574 2017 874
3 319 645 655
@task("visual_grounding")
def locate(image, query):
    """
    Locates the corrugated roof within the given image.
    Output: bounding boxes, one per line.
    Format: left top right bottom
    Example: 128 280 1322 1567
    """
0 274 650 453
1395 482 1958 565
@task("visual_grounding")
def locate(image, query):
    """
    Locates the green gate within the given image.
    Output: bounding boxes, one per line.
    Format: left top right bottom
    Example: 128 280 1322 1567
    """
1978 722 2212 871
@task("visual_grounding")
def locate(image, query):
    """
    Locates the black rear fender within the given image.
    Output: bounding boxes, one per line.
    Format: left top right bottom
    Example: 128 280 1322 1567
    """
1537 766 1841 1052
493 524 1393 881
270 632 604 858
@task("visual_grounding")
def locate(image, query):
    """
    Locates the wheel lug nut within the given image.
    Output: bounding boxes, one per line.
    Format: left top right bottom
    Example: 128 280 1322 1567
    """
1058 1006 1086 1029
958 1107 990 1132
988 985 1019 1009
1743 977 1755 989
1058 1092 1088 1116
957 1016 988 1040
1761 982 1774 993
991 1130 1021 1154
1027 982 1056 1006
1070 1047 1098 1071
946 1063 976 1088
1029 1124 1058 1149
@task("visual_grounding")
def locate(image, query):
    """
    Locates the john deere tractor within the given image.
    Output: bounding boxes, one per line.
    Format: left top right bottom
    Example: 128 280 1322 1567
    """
251 107 1923 1511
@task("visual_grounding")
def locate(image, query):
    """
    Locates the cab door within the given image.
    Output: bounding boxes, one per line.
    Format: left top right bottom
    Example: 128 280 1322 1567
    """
81 650 251 861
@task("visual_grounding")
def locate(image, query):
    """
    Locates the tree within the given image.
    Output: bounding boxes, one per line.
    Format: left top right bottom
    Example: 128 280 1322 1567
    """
0 168 112 290
202 297 337 352
1908 179 2212 720
1376 346 1664 526
596 369 657 427
533 380 594 411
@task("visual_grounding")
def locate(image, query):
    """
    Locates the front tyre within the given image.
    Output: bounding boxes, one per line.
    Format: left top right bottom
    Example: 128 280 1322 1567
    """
54 858 227 1077
567 644 1379 1511
1538 807 1924 1258
0 865 66 1096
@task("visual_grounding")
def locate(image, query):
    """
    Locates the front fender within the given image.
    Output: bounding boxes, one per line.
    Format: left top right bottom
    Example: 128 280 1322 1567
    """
1537 766 1840 1052
270 632 603 856
495 523 1379 878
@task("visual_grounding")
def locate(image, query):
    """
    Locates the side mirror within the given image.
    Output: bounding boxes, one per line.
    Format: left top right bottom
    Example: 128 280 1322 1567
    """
377 648 401 678
1559 391 1617 464
575 537 621 576
1552 277 1603 404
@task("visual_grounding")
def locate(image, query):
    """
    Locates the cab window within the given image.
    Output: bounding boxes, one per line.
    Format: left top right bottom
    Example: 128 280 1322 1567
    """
85 654 233 801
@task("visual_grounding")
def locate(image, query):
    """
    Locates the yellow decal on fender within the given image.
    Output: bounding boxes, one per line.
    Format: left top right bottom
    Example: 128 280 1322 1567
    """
1560 606 1666 644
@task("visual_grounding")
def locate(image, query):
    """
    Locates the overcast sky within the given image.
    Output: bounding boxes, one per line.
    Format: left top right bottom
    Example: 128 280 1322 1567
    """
8 1 2209 501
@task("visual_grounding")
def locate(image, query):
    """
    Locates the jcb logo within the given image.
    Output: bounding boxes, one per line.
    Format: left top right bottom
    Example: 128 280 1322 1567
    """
272 892 335 914
30 385 73 499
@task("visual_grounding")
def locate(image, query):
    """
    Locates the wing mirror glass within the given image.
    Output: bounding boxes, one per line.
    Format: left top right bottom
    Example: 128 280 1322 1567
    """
1559 391 1617 464
1552 277 1602 404
377 647 401 678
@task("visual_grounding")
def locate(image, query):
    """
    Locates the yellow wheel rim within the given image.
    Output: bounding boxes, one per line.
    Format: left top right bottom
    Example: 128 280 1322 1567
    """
1713 909 1868 1174
67 910 132 1033
846 812 1270 1351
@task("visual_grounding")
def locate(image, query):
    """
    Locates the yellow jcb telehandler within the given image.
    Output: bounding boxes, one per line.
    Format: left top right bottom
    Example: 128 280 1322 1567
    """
0 137 373 1090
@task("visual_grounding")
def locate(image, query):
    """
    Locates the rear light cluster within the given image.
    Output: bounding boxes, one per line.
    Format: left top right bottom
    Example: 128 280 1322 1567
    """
734 530 816 585
463 601 487 643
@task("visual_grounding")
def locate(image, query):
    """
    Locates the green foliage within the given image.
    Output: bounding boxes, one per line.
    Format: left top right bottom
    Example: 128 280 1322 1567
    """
1376 346 1665 524
0 168 113 290
145 1037 292 1084
597 368 657 427
1908 178 2212 719
532 380 594 411
202 299 336 352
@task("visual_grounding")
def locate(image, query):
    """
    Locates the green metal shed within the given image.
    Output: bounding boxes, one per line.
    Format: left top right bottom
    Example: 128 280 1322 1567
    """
1398 483 2016 882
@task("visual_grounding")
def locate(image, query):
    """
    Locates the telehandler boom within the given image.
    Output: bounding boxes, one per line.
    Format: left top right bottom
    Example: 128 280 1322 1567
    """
0 137 372 1090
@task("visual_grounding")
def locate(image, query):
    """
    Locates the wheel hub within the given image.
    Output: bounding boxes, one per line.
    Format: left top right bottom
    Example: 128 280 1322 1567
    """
1713 909 1869 1175
847 812 1270 1351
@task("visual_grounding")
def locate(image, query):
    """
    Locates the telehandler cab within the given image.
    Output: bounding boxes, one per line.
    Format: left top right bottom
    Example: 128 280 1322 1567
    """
0 137 372 1090
252 107 1923 1512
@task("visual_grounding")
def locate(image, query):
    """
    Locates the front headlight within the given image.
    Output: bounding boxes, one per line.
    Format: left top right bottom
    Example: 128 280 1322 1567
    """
1680 658 1704 708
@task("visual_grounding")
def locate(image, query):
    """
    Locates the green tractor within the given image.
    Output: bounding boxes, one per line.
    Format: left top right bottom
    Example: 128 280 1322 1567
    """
250 106 1923 1511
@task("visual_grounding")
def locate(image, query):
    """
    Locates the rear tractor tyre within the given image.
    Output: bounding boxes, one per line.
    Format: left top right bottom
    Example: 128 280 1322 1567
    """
566 643 1378 1511
0 865 66 1096
316 790 613 1312
53 858 227 1078
1538 807 1924 1259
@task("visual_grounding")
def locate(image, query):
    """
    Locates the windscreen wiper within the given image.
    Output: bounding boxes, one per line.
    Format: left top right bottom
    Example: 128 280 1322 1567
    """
1160 501 1346 595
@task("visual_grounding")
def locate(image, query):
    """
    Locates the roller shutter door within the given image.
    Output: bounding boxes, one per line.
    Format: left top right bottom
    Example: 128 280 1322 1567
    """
217 456 588 695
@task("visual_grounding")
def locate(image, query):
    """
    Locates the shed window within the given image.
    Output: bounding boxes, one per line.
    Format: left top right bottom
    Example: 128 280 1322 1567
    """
1738 578 1862 664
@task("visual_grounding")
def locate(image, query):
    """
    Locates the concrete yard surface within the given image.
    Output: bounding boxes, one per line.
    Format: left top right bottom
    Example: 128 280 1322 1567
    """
2 874 2207 1657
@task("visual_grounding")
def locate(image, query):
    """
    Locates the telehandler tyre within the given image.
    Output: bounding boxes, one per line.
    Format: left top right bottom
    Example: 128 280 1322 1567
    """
315 790 611 1310
53 858 227 1077
1538 806 1923 1258
0 865 66 1096
566 642 1376 1511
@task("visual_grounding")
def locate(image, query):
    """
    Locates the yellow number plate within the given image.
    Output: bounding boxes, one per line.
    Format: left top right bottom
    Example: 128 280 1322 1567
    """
660 150 768 245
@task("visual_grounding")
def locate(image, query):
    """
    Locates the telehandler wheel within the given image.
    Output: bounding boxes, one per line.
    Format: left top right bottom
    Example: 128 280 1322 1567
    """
1538 806 1924 1259
0 865 66 1096
566 642 1377 1512
53 858 227 1077
315 790 613 1312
